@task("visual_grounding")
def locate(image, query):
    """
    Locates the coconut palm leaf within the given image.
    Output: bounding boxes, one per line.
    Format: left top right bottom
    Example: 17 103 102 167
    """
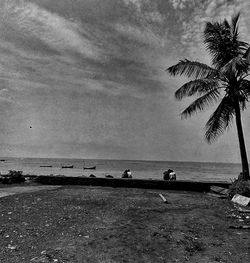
204 21 233 68
205 96 235 143
204 14 247 69
167 59 217 79
230 13 249 53
220 56 249 77
240 79 250 104
181 89 221 119
231 12 240 39
243 46 250 62
240 79 250 90
239 96 247 111
175 78 220 100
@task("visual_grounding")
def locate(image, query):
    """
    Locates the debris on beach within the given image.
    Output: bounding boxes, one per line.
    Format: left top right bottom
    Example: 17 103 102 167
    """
207 192 227 199
228 179 250 198
159 194 168 203
7 244 17 250
210 186 229 196
229 225 250 229
237 208 250 213
231 194 250 206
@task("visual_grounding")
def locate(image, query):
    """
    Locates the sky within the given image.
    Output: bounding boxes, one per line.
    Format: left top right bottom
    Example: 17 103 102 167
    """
1 0 250 162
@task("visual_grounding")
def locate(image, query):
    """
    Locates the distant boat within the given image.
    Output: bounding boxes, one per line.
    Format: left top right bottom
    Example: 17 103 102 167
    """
83 166 96 170
62 165 74 168
0 159 5 162
40 165 52 168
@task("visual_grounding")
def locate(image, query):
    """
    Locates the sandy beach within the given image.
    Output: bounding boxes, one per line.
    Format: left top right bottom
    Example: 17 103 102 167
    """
0 184 249 263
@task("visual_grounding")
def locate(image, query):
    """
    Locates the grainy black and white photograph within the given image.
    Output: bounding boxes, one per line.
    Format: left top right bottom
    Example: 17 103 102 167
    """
0 0 250 262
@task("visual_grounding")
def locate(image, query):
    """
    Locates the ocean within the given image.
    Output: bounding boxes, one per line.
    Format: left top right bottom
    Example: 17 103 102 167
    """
0 157 242 182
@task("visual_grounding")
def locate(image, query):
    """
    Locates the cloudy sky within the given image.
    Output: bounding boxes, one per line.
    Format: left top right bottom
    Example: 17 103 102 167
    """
1 0 250 162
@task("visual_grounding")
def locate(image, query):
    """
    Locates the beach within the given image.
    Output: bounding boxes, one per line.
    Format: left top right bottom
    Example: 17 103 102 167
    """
0 184 249 263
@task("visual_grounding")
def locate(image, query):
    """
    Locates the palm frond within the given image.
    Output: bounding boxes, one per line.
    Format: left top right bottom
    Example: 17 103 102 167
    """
243 47 250 63
180 89 221 119
205 96 234 143
204 18 246 68
231 12 240 39
240 79 250 90
204 21 231 68
220 56 249 77
239 96 247 110
167 59 217 79
238 41 249 52
175 78 220 100
239 79 250 105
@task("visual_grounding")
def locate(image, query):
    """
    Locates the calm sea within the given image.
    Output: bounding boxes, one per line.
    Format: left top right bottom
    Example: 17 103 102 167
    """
0 157 242 182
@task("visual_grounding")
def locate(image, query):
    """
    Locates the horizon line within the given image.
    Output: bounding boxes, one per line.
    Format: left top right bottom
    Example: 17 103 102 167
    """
0 156 242 165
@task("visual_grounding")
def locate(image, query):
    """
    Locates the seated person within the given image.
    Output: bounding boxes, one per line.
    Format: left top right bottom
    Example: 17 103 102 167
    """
169 170 176 181
122 169 132 178
163 169 170 180
163 169 176 181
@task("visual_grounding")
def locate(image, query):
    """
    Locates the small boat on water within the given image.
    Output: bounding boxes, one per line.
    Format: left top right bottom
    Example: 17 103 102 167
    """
62 165 74 169
83 166 96 170
40 165 53 168
0 159 5 162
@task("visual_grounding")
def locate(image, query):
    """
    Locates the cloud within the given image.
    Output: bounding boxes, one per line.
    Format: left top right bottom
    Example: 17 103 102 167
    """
114 23 163 48
1 0 250 161
0 86 16 105
0 0 100 60
178 0 250 60
169 0 189 9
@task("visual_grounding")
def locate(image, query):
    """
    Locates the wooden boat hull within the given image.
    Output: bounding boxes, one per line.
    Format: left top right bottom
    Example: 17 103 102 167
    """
62 165 74 168
83 166 96 170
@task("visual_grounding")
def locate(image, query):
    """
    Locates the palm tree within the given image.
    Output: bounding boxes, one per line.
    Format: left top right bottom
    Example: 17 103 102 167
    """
167 13 250 180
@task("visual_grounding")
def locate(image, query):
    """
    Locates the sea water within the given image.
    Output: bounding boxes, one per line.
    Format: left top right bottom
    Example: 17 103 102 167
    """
0 157 242 182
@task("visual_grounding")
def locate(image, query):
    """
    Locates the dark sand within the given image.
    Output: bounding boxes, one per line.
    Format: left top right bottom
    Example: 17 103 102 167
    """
0 185 249 262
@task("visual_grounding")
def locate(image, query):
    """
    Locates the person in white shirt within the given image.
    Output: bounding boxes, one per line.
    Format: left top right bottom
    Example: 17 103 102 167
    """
122 169 132 178
163 169 176 181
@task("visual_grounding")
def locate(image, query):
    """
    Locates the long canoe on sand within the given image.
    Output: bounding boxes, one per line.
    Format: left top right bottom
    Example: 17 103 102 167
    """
62 165 74 169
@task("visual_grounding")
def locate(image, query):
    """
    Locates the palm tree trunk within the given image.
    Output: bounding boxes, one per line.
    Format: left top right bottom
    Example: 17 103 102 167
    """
234 99 250 180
